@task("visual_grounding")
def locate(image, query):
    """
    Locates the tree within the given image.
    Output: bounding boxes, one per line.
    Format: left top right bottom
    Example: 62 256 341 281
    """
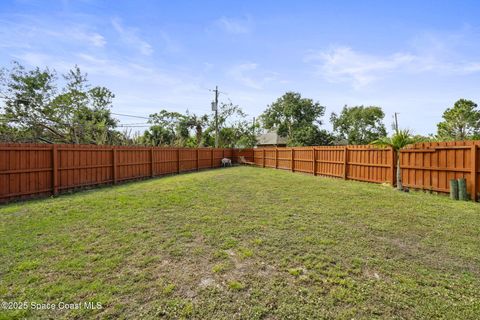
184 112 209 147
144 110 185 146
142 102 256 148
1 62 118 144
370 129 418 191
260 92 327 146
207 102 256 148
330 105 387 145
141 125 176 146
437 99 480 140
52 68 118 144
1 62 59 141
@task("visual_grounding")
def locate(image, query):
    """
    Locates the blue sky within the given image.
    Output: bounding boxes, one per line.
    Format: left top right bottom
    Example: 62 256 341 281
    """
1 0 480 135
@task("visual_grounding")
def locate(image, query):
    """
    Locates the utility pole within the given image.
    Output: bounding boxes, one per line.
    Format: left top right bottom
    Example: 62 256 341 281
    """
214 86 219 148
394 112 399 134
252 117 256 146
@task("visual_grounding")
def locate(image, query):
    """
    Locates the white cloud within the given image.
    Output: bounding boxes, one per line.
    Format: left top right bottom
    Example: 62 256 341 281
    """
305 47 416 88
227 63 279 90
0 17 107 50
111 18 153 56
306 45 480 89
215 16 252 34
86 32 106 47
67 29 106 47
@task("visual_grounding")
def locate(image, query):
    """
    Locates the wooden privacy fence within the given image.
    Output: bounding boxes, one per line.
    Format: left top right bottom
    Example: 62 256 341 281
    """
400 141 479 201
243 141 479 202
0 144 234 203
250 145 395 184
0 141 478 203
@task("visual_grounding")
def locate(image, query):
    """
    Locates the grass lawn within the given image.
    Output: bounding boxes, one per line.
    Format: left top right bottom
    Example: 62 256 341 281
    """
1 166 479 319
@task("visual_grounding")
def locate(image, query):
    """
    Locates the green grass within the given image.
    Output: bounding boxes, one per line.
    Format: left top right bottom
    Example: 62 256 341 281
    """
0 166 479 319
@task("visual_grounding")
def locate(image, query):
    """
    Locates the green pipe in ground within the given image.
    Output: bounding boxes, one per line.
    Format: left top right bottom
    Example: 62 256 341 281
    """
450 179 459 200
458 178 468 201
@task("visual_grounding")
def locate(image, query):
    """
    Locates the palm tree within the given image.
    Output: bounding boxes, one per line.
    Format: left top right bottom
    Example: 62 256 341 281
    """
185 113 209 147
370 129 417 190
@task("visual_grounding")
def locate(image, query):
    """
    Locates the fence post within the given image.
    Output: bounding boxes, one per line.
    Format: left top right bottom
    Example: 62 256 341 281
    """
177 148 180 173
390 147 396 187
275 148 278 169
52 144 58 195
211 148 214 168
263 149 265 168
291 148 294 172
343 146 348 180
196 149 199 171
150 147 154 177
313 147 317 176
471 145 478 202
112 147 117 184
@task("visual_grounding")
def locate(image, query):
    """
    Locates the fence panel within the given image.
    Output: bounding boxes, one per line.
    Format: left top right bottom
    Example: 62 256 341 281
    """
0 143 53 200
0 144 233 203
277 148 291 170
401 141 479 200
347 146 393 184
253 149 264 166
243 141 478 201
315 146 345 178
58 144 114 191
153 148 178 175
232 148 254 163
293 148 313 173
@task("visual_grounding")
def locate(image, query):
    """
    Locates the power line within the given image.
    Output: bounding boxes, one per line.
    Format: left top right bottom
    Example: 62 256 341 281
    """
111 112 150 119
117 122 150 125
117 125 151 128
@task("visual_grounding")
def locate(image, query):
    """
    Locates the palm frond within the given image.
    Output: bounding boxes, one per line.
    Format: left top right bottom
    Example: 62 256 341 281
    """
370 129 417 151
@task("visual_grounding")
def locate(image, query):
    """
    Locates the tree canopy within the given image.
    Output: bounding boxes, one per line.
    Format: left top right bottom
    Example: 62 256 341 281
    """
330 105 387 145
140 102 256 148
1 62 118 144
436 99 480 140
260 92 333 146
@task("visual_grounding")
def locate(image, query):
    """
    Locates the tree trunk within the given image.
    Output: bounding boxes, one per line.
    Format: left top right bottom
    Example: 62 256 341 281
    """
396 151 402 191
196 126 203 147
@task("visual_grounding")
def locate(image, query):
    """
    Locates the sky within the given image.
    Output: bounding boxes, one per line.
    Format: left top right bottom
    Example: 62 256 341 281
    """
1 0 480 135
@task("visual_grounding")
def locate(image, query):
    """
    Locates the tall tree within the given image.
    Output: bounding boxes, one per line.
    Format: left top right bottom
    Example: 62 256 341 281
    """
1 62 118 144
184 112 209 147
144 110 185 146
260 91 329 146
437 99 480 140
1 62 59 141
330 105 387 145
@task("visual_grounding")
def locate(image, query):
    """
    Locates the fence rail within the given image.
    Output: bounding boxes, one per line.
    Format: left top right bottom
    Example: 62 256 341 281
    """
242 141 479 202
0 144 234 203
1 141 478 203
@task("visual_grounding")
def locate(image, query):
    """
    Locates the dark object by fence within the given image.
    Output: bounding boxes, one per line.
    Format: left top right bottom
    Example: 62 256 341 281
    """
449 179 459 200
458 178 468 201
